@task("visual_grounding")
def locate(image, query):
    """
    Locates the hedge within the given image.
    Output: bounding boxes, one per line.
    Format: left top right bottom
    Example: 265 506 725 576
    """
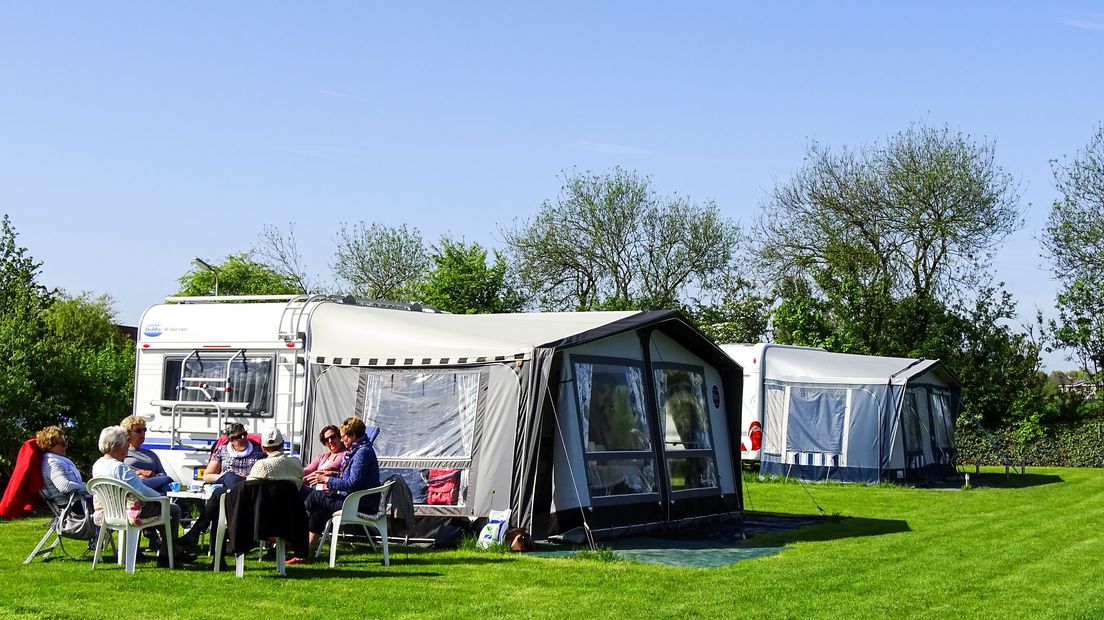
956 417 1104 469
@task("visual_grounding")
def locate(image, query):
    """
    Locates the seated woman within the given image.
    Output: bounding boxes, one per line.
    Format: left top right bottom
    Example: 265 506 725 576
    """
301 424 346 495
37 426 87 506
37 425 96 548
287 416 379 564
179 423 264 548
91 426 194 567
119 415 173 494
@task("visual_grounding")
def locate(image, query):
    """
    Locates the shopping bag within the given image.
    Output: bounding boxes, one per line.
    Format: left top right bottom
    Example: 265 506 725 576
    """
478 509 511 549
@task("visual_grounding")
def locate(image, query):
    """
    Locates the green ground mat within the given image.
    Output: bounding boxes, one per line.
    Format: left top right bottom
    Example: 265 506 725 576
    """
531 538 786 568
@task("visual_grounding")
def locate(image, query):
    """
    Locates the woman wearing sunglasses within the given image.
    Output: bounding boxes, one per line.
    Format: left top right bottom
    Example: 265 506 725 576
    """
301 425 347 491
120 415 173 493
179 423 264 549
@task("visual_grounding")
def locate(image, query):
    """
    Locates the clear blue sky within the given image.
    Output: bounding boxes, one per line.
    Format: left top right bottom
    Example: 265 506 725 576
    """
2 2 1101 370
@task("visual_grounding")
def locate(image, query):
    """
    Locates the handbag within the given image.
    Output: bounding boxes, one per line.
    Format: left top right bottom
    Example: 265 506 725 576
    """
57 495 95 540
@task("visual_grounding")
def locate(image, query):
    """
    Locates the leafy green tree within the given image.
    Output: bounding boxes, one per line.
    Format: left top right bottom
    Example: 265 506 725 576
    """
756 123 1023 305
413 237 524 314
42 293 135 467
687 276 771 344
754 124 1043 428
177 253 301 296
1043 123 1104 375
503 167 740 311
332 222 428 301
0 218 138 477
0 215 58 473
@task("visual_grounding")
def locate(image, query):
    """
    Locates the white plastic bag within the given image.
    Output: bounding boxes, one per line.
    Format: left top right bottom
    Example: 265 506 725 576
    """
478 509 512 549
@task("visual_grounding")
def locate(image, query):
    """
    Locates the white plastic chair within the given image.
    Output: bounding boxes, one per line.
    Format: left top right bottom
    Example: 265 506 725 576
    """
87 476 175 573
317 480 394 567
212 491 287 577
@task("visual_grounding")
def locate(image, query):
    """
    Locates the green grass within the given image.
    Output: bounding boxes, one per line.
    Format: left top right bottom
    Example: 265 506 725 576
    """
3 466 1103 619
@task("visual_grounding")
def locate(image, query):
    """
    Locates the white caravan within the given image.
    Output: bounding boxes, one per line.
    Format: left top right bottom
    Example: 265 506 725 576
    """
133 295 744 536
720 343 824 461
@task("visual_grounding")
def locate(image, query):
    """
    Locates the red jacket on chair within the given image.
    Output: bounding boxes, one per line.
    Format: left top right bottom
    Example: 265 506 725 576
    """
0 439 45 519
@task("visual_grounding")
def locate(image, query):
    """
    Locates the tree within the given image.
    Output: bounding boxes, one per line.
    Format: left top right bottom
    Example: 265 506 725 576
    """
503 167 740 311
45 292 125 351
42 292 135 467
253 223 315 294
0 215 57 473
1043 123 1104 375
0 217 136 477
413 237 524 314
754 124 1043 428
756 123 1024 305
687 275 771 344
332 222 428 301
176 253 300 297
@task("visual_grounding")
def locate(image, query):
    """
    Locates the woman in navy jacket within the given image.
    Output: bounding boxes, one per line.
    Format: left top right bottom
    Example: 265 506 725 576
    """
288 416 379 564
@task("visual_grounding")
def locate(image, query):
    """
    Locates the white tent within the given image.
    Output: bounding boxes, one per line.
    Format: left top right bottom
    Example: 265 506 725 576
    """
723 345 960 483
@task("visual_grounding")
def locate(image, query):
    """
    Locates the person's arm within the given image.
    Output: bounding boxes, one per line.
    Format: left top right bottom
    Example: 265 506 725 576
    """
302 453 323 476
327 447 378 494
325 450 358 493
148 449 167 476
46 456 86 495
202 450 223 483
117 463 160 499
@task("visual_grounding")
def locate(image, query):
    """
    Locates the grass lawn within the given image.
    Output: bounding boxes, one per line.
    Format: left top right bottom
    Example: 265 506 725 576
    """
2 466 1102 619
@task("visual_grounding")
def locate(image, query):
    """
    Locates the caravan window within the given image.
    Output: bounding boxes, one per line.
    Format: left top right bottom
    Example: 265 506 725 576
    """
654 365 718 491
654 366 712 450
785 387 846 455
574 359 651 453
161 353 275 417
572 357 656 498
763 385 786 454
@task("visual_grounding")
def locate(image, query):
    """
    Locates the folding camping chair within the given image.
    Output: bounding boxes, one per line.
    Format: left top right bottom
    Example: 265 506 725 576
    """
23 491 97 564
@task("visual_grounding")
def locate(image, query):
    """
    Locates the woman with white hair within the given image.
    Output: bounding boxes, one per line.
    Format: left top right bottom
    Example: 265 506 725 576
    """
91 426 194 567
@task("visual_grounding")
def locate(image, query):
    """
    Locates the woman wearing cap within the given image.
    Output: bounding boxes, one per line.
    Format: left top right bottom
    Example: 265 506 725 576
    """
247 428 304 484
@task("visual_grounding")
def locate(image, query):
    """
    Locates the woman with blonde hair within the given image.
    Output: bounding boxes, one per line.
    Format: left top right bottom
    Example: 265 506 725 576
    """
119 415 173 493
36 426 86 504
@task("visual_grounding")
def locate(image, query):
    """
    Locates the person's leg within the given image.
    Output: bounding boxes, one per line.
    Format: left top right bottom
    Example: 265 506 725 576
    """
181 487 226 544
293 491 343 563
139 502 189 561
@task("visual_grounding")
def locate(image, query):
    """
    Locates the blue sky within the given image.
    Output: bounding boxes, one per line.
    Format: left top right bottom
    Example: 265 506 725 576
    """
2 2 1102 369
